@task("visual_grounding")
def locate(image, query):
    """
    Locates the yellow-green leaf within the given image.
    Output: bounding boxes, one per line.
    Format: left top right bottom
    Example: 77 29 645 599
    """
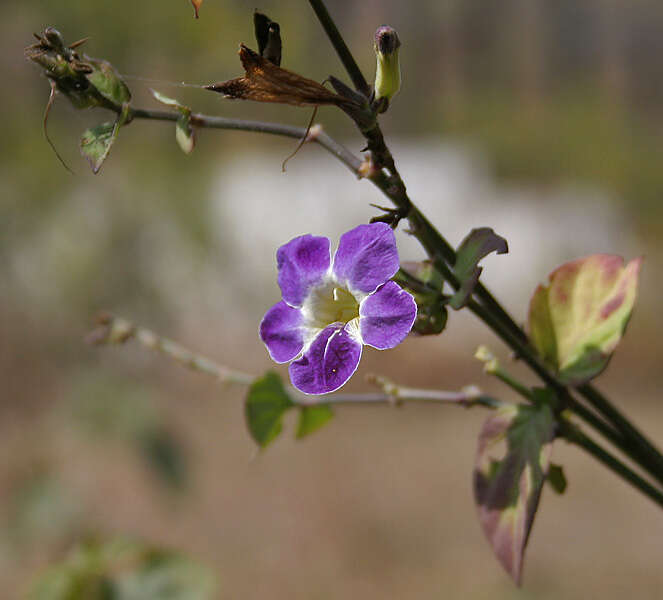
528 254 642 384
176 114 195 155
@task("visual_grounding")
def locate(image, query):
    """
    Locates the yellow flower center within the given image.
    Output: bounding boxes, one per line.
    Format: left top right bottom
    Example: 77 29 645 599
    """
304 281 360 330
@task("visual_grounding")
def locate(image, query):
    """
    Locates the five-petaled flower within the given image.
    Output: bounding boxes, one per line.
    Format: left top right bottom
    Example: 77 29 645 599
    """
260 222 417 394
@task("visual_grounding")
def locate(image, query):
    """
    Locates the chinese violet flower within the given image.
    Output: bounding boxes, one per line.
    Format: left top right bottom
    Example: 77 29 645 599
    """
260 222 417 395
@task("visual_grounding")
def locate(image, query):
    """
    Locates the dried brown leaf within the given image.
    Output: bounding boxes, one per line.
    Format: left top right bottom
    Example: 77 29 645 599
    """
206 45 355 108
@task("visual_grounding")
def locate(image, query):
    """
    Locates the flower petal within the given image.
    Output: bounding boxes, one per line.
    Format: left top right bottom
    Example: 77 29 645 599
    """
260 301 305 363
277 234 331 307
359 281 417 349
332 222 399 294
289 322 362 394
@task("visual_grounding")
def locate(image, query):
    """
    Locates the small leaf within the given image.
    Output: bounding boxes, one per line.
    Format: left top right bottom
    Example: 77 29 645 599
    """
527 254 643 384
176 114 195 154
80 121 119 174
85 57 131 107
547 463 567 494
450 228 508 309
151 89 187 110
151 89 182 108
296 404 334 439
474 402 556 585
245 372 294 447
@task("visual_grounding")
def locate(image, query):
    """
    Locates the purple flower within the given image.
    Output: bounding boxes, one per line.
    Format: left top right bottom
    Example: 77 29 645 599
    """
260 223 417 395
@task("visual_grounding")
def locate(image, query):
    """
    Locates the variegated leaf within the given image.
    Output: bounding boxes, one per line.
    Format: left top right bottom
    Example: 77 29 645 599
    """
474 402 556 584
528 254 642 384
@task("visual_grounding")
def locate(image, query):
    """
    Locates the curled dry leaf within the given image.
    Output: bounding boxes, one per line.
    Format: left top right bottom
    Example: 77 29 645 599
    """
206 44 356 109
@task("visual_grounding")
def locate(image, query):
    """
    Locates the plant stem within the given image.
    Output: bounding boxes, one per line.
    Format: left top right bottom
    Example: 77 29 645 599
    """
92 313 663 506
304 0 663 496
306 0 371 96
89 314 499 410
560 421 663 509
129 107 363 174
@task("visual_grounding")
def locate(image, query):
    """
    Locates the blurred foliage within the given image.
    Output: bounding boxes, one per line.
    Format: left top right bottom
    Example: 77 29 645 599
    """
27 538 216 600
70 373 188 491
3 466 80 551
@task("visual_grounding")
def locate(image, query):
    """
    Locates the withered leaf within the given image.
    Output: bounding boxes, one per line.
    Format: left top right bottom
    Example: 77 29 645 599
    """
206 44 356 108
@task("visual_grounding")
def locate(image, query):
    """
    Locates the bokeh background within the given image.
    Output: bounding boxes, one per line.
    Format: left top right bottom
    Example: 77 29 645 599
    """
4 0 663 597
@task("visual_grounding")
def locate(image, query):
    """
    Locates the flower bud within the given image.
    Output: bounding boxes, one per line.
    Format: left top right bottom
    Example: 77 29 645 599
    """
373 26 401 113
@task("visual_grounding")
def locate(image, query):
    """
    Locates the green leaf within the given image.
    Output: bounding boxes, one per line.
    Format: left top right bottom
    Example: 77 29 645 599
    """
450 228 508 309
86 58 131 107
527 254 643 384
245 372 294 447
151 89 188 112
296 404 334 439
547 463 567 494
80 121 120 174
176 114 195 154
474 402 556 585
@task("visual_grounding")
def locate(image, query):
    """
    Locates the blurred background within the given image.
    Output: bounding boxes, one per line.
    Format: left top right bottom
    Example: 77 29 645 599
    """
4 0 663 597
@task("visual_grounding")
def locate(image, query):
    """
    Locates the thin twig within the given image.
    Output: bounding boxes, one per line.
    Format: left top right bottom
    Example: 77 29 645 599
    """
87 313 499 410
129 107 363 175
560 420 663 510
306 0 371 96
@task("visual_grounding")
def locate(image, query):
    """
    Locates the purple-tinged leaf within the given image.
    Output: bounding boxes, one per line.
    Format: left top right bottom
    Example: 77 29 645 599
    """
450 228 508 309
528 254 643 384
474 402 555 585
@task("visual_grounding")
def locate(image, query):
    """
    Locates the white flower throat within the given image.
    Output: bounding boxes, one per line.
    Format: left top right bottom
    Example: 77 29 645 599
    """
303 280 360 330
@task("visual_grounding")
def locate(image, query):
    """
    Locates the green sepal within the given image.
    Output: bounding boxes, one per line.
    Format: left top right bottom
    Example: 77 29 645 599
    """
395 262 448 336
245 372 294 448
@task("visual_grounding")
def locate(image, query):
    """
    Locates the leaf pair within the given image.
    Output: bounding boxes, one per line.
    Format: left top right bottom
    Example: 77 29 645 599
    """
246 372 333 448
